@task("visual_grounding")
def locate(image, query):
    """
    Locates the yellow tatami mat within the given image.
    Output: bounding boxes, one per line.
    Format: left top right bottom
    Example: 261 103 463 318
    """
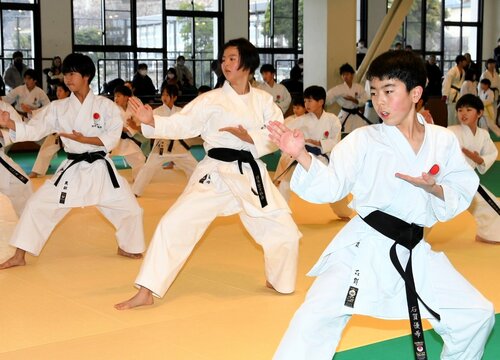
1 169 499 360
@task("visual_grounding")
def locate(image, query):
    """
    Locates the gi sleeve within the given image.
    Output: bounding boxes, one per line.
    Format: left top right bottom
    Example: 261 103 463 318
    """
9 102 57 142
477 134 498 174
320 114 342 153
97 101 122 152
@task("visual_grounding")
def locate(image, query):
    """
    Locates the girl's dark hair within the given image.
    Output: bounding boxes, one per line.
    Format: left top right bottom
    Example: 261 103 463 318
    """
292 95 305 107
303 85 326 103
464 69 476 82
456 94 484 111
160 81 179 98
56 81 70 94
219 38 260 73
366 50 426 91
62 53 96 84
114 85 132 97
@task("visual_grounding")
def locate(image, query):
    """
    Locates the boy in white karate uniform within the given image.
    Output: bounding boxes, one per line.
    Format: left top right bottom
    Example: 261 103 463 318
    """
0 53 145 270
29 82 70 178
0 101 32 217
478 78 500 136
442 55 467 126
132 82 198 196
274 85 352 219
258 64 292 114
116 38 301 310
326 63 370 133
269 50 494 360
448 94 500 243
111 85 146 180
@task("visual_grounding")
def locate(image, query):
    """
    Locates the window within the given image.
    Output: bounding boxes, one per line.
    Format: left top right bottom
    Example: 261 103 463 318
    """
249 0 303 83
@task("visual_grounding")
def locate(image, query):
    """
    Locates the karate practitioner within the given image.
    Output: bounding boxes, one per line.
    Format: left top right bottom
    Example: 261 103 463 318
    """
258 64 292 114
449 94 500 243
111 85 146 180
0 100 32 217
0 53 145 270
478 59 499 107
478 79 500 136
115 38 301 310
326 63 370 133
132 82 198 197
29 82 71 178
274 85 352 219
442 55 467 126
269 50 494 360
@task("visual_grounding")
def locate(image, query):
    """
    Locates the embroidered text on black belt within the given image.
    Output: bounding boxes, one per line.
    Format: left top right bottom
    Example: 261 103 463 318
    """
361 210 440 360
341 107 372 132
0 144 29 184
477 184 500 215
207 148 267 208
53 151 119 188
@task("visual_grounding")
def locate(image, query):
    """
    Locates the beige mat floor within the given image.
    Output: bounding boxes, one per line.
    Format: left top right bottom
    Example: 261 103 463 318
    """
0 169 499 360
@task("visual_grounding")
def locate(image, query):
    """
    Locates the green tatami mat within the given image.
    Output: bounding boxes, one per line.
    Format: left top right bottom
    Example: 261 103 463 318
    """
335 313 499 360
478 161 500 197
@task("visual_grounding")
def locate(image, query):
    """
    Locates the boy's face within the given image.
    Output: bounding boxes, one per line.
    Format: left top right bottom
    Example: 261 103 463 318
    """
304 97 323 114
261 71 274 84
480 83 488 91
161 91 176 107
24 76 36 90
370 77 420 126
292 104 306 117
56 86 70 100
457 106 482 127
114 92 129 109
64 72 89 93
341 72 354 84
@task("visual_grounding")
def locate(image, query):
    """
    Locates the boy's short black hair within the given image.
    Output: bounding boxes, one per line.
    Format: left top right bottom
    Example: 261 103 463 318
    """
366 50 426 92
486 58 496 67
292 95 305 107
160 81 179 98
137 63 148 70
303 85 326 103
114 85 132 97
62 53 96 84
456 94 484 112
219 38 260 74
260 63 276 74
480 78 491 87
198 85 211 94
339 63 355 75
23 69 37 81
455 55 466 64
12 51 23 59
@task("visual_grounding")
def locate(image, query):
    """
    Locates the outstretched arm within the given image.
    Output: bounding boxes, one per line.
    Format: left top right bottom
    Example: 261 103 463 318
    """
395 169 444 200
267 120 312 170
59 130 104 146
128 97 155 127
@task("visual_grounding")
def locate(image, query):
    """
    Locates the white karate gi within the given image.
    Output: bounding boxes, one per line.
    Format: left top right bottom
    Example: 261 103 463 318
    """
442 66 465 126
274 115 494 360
479 70 500 104
135 81 301 297
6 92 145 256
449 124 500 242
326 82 369 133
0 102 32 217
3 84 50 115
258 81 292 114
478 88 500 136
132 104 198 196
273 111 351 218
459 80 477 97
110 107 146 179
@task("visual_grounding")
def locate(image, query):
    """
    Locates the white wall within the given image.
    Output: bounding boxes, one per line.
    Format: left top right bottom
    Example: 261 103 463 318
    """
224 0 249 41
482 0 500 61
40 0 72 61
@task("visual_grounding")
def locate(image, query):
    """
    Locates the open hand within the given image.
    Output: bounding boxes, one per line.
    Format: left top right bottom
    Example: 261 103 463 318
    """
59 130 85 142
219 125 253 144
128 97 154 126
395 171 443 200
267 121 306 158
462 148 483 165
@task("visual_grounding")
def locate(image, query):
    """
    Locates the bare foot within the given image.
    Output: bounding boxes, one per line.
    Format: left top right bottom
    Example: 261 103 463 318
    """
476 235 499 244
117 248 143 259
28 172 40 178
115 287 154 310
0 248 27 269
266 280 277 291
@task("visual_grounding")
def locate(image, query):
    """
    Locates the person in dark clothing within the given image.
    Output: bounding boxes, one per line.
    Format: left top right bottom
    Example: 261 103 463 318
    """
425 55 442 97
132 63 156 103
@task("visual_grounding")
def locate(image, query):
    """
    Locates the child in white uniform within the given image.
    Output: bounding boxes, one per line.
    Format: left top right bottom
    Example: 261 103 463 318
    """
0 53 145 270
478 78 500 136
258 64 292 114
132 82 198 196
116 38 301 310
274 86 352 219
448 94 500 243
269 50 494 360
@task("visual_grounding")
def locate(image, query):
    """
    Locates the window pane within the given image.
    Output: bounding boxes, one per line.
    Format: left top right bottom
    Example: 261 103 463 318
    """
137 0 162 48
194 17 217 87
249 0 271 48
405 0 421 49
461 26 477 60
443 26 460 72
274 54 295 83
444 0 461 21
73 0 104 45
461 0 479 22
273 0 293 48
105 0 131 45
80 51 104 93
166 16 193 60
166 0 219 11
426 0 442 52
297 0 303 50
0 0 34 3
2 9 34 62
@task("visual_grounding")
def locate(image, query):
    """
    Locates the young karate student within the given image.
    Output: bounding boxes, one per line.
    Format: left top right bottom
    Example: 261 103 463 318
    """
442 54 467 126
132 82 198 197
283 95 306 125
268 50 494 360
0 53 145 270
478 78 500 136
258 64 292 114
115 38 301 310
448 94 500 243
29 82 71 178
273 86 352 220
111 85 146 180
0 100 32 217
326 63 370 133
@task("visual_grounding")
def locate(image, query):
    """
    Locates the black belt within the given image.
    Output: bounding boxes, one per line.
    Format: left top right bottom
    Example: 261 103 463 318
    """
341 107 372 132
361 210 440 360
207 148 267 208
54 151 119 188
273 145 329 183
0 144 29 184
120 132 143 148
451 85 461 102
477 184 500 215
167 139 191 152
